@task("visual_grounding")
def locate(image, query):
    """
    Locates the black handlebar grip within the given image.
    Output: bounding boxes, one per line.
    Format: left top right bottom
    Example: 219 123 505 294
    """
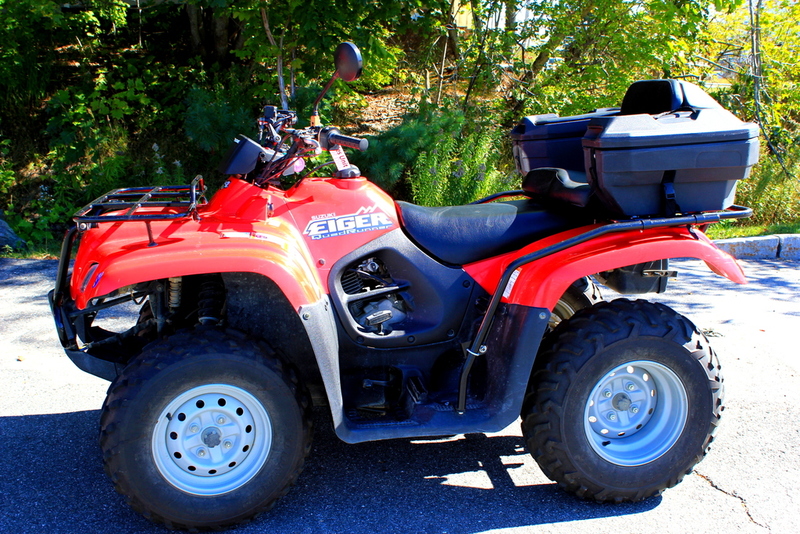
327 131 369 152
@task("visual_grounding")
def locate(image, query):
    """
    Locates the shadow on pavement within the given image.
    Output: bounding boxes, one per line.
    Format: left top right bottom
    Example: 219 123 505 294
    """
1 408 660 534
0 259 58 286
648 259 800 316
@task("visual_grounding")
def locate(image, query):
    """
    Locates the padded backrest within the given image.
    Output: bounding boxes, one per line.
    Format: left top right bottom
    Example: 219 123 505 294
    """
620 79 723 116
620 79 684 115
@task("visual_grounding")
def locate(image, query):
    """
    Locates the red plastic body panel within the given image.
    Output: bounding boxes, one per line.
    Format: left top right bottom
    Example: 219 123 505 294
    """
72 173 745 320
280 176 399 290
464 224 746 311
70 177 399 310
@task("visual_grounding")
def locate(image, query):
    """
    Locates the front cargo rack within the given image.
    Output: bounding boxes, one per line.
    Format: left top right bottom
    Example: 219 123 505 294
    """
74 175 207 227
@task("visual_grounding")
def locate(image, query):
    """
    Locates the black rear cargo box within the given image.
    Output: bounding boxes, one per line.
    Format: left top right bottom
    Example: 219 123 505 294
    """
510 80 759 217
583 82 759 216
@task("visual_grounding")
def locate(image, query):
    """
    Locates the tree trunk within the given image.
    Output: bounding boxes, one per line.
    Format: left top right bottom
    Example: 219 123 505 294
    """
261 7 288 110
447 0 461 61
186 5 203 55
469 0 484 33
529 2 595 80
505 0 518 31
212 14 229 64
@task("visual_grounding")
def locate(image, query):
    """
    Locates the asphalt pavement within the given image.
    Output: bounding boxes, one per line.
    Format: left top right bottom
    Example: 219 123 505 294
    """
1 257 799 534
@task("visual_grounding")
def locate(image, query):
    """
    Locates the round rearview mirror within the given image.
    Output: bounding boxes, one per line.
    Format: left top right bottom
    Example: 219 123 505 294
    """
334 42 362 82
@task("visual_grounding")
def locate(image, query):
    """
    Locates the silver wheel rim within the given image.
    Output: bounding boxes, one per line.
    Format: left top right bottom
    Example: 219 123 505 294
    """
550 299 578 329
584 360 688 466
152 384 272 495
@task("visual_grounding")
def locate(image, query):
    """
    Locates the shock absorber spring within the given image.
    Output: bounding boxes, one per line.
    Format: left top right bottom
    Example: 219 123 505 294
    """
197 276 225 326
168 277 182 310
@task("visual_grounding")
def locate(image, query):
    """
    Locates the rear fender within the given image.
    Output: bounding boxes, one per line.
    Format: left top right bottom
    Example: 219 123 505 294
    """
466 225 746 311
71 217 323 311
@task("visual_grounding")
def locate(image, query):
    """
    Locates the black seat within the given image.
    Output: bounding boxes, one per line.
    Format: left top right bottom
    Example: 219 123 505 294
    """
396 199 590 265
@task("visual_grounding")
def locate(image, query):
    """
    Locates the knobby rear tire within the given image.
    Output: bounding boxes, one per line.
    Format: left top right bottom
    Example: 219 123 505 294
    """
549 281 597 330
521 299 724 502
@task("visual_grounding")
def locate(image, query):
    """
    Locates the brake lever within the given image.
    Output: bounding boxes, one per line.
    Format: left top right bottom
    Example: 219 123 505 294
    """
284 128 322 156
303 137 322 156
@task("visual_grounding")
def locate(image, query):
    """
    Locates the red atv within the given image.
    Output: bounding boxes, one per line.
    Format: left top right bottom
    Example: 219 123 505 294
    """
50 43 757 530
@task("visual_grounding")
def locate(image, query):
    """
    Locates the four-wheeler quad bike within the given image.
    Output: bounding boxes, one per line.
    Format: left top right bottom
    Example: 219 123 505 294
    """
50 43 758 530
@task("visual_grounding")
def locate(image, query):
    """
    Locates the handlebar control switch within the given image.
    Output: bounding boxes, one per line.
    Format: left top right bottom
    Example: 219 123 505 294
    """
263 106 278 119
335 165 362 179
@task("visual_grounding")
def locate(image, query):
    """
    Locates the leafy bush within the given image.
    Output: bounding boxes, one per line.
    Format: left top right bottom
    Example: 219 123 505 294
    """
736 147 800 226
184 85 258 154
351 99 460 197
352 98 516 205
410 121 514 207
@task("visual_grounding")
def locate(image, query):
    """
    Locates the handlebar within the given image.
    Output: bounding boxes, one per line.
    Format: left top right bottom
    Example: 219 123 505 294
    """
328 132 368 151
242 116 369 188
320 127 369 152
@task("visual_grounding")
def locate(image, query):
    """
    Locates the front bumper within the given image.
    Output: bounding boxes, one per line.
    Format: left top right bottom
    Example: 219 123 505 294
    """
50 226 122 382
49 288 121 381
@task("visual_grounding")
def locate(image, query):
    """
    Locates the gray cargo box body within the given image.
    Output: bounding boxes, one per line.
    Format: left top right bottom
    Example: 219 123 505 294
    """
583 108 759 216
510 109 619 174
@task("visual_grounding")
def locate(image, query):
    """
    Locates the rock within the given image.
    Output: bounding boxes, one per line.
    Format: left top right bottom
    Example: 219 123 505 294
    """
0 217 26 250
714 235 780 259
777 234 800 260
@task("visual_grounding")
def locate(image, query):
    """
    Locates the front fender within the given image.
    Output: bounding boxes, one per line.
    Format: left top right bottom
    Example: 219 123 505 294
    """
71 216 323 311
466 225 746 312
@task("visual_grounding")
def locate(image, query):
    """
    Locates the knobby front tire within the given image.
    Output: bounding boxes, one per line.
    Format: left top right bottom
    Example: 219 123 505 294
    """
99 327 312 530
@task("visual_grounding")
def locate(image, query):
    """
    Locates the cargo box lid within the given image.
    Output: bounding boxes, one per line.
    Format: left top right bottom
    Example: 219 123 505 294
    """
510 108 619 141
583 108 759 150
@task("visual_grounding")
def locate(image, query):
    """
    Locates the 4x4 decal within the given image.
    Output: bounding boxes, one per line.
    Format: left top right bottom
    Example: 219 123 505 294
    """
303 206 393 240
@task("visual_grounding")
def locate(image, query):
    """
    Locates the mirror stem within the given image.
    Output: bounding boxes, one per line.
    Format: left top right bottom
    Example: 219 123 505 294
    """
310 72 340 127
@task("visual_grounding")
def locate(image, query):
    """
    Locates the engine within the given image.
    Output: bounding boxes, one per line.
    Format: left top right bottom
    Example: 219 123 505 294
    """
341 257 411 335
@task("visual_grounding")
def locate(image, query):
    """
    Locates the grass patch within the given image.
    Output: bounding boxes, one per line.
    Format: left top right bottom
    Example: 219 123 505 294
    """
706 220 800 240
0 242 61 260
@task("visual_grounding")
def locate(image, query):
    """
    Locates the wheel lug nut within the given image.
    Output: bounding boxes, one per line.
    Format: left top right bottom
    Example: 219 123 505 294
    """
197 448 206 458
626 382 635 391
630 405 639 414
607 412 617 421
602 389 612 398
190 424 199 433
223 440 233 450
217 416 225 425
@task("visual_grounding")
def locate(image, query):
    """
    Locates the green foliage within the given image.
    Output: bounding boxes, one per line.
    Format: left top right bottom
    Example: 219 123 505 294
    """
352 99 515 205
707 219 800 240
0 0 454 247
230 0 442 92
1 0 797 252
184 83 257 153
410 127 514 207
0 140 13 196
733 147 800 227
457 0 744 120
687 1 800 225
0 1 249 246
351 99 463 196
